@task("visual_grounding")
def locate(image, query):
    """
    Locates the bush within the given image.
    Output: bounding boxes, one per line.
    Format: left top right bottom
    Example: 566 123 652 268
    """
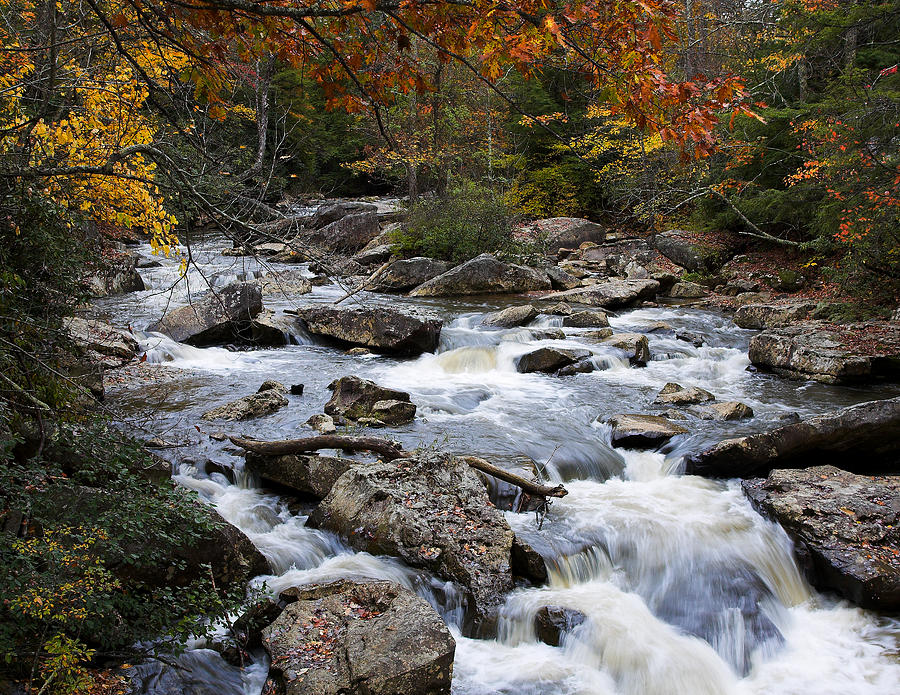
391 182 518 263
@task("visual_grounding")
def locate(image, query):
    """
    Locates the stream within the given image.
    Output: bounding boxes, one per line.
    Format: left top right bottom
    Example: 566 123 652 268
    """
93 233 900 695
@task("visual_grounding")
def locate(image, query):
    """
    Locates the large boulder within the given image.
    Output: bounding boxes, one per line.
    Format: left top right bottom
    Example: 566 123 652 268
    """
515 347 591 374
408 254 551 297
666 281 708 299
606 414 689 449
684 396 900 478
371 258 451 293
652 230 737 272
542 278 659 309
307 452 517 622
263 580 455 695
534 606 587 647
520 217 606 253
65 317 138 359
296 305 441 355
482 305 538 328
733 302 818 329
86 252 145 297
311 201 378 229
743 466 900 610
307 212 380 254
148 282 263 345
245 454 357 498
748 321 900 384
545 266 581 290
325 375 415 425
201 388 289 421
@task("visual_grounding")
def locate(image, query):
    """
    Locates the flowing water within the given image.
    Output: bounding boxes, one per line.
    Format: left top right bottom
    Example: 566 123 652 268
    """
94 233 900 695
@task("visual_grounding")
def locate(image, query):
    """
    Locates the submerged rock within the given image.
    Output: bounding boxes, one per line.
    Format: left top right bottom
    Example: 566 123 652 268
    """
201 388 289 421
307 452 516 622
542 278 659 309
325 375 415 425
263 580 455 695
296 305 442 355
515 347 592 374
748 321 900 384
606 414 689 449
654 382 715 405
408 254 550 297
371 257 451 292
482 305 538 328
602 333 650 365
743 466 900 610
534 606 587 647
685 396 900 478
148 281 263 345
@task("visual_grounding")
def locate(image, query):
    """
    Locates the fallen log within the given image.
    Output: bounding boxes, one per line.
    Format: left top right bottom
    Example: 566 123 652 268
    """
227 435 567 500
229 434 407 461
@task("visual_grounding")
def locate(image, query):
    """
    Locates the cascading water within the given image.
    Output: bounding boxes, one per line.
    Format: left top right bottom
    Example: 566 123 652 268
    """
95 234 900 695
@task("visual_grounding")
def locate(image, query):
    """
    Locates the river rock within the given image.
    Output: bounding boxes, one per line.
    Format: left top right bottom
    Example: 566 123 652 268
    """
263 580 455 695
748 321 900 384
306 212 380 254
581 328 614 341
257 380 287 393
245 453 357 498
545 302 572 316
654 382 715 405
249 311 296 346
534 606 587 647
602 333 650 365
684 396 900 478
542 278 659 309
296 305 441 355
675 330 704 347
516 347 592 374
666 281 708 299
520 217 606 253
482 305 538 328
545 266 581 290
306 413 336 434
311 201 378 229
86 252 145 296
308 452 516 622
557 359 596 376
562 310 609 328
259 269 312 298
65 317 138 359
606 414 689 449
408 254 551 297
652 230 736 272
733 302 817 329
371 257 451 292
325 375 415 424
353 243 395 266
201 388 289 421
742 467 900 610
148 281 263 345
693 401 754 421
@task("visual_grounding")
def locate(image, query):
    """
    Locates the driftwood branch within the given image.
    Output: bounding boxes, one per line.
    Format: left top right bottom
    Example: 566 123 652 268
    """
228 435 568 499
458 456 568 499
